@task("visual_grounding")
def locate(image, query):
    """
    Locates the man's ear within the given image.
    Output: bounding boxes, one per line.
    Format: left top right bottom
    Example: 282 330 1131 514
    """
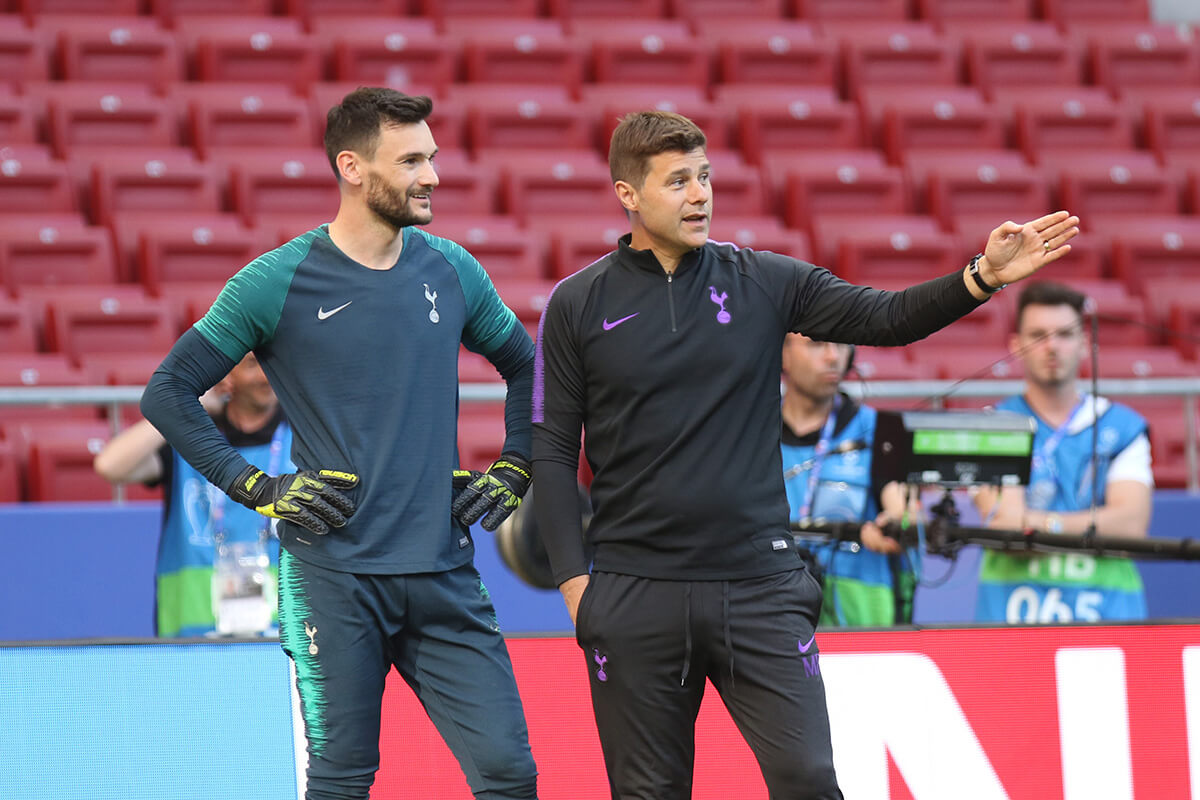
1007 332 1021 357
336 150 363 186
614 180 638 213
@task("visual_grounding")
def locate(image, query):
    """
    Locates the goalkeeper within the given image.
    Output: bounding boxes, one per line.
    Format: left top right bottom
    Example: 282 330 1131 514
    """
142 88 538 800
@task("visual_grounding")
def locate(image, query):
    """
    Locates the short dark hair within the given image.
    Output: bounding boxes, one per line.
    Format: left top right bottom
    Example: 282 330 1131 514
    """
1015 281 1087 331
323 87 434 177
608 110 707 188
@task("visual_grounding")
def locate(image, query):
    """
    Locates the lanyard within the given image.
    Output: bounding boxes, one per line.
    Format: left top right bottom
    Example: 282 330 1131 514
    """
209 420 288 539
1033 396 1088 506
797 396 841 523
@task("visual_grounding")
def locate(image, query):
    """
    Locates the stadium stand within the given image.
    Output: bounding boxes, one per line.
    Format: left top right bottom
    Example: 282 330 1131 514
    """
0 0 1195 500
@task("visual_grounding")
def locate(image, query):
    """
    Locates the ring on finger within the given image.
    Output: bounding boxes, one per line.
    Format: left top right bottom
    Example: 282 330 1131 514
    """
1043 240 1052 251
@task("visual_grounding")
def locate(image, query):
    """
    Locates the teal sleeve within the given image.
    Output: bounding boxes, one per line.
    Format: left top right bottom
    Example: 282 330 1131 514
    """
192 237 308 360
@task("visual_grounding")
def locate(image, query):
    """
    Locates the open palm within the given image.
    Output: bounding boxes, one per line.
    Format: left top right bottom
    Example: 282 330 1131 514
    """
982 211 1080 287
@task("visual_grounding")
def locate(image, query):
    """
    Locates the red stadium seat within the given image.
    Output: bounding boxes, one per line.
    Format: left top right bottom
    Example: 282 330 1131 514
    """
1010 90 1134 161
669 0 787 20
1057 158 1178 221
907 344 1022 384
18 0 139 18
0 224 116 293
1085 346 1196 379
464 95 593 153
0 353 86 386
0 17 50 90
858 86 995 151
188 89 316 159
89 155 221 227
328 29 455 95
727 87 863 165
57 21 183 93
1142 89 1200 162
420 216 546 281
846 347 924 381
451 22 584 94
0 93 36 144
43 292 175 362
547 0 664 19
699 21 837 89
284 0 408 23
422 151 500 217
458 350 501 384
708 216 813 261
586 84 731 152
224 149 339 228
420 0 540 20
0 440 19 503
138 223 273 295
149 0 273 23
157 280 225 329
880 95 1005 166
761 147 887 209
80 351 167 386
1087 25 1199 93
840 27 958 101
1144 405 1197 489
782 157 909 232
497 151 614 225
457 413 507 473
1041 0 1149 24
22 421 116 502
490 277 556 324
1142 278 1200 359
903 147 1030 200
1113 224 1200 296
794 0 907 20
574 21 710 92
811 215 952 281
46 90 176 159
959 25 1082 96
192 28 321 93
109 211 242 284
922 157 1049 229
908 298 1011 356
0 157 77 215
703 150 767 216
916 0 1034 22
0 295 36 353
544 219 628 279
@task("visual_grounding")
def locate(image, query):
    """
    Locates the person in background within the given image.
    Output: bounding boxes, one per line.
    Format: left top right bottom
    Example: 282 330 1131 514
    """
95 352 292 638
781 334 914 627
973 281 1152 623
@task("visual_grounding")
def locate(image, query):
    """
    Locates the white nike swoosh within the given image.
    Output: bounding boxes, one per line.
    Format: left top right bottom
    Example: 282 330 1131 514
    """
317 301 352 320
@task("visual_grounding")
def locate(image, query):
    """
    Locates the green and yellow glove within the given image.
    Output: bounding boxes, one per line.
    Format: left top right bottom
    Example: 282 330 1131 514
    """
450 454 531 531
229 465 359 536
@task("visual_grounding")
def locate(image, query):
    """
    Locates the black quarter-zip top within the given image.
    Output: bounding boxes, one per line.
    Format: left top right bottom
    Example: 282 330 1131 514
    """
532 234 985 583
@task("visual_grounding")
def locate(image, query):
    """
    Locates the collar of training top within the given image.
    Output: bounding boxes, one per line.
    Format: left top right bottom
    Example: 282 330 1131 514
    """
617 233 704 276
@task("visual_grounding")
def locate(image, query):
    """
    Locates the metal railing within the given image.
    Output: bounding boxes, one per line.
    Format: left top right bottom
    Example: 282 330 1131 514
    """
1 377 1198 495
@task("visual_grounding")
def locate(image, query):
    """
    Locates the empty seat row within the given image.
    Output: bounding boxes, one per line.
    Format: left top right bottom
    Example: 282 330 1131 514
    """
1 0 1158 28
0 14 1194 97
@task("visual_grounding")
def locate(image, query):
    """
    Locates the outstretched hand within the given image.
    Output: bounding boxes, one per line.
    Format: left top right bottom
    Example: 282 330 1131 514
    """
979 211 1081 288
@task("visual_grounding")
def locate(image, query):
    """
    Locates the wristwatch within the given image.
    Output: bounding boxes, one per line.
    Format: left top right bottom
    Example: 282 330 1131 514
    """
967 253 1004 295
1044 513 1064 534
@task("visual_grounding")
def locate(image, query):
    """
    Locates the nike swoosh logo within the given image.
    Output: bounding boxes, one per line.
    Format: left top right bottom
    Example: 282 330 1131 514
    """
602 313 639 331
317 301 353 320
798 636 816 654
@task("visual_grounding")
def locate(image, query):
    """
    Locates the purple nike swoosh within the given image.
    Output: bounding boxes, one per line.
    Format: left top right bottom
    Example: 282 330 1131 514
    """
798 636 816 654
602 313 639 331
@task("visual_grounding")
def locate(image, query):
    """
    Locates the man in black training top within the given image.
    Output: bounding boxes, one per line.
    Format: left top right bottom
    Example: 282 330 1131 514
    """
532 110 1079 799
142 89 539 799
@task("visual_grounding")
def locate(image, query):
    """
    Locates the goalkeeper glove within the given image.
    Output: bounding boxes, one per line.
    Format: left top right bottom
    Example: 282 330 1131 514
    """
450 454 531 531
229 465 359 536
